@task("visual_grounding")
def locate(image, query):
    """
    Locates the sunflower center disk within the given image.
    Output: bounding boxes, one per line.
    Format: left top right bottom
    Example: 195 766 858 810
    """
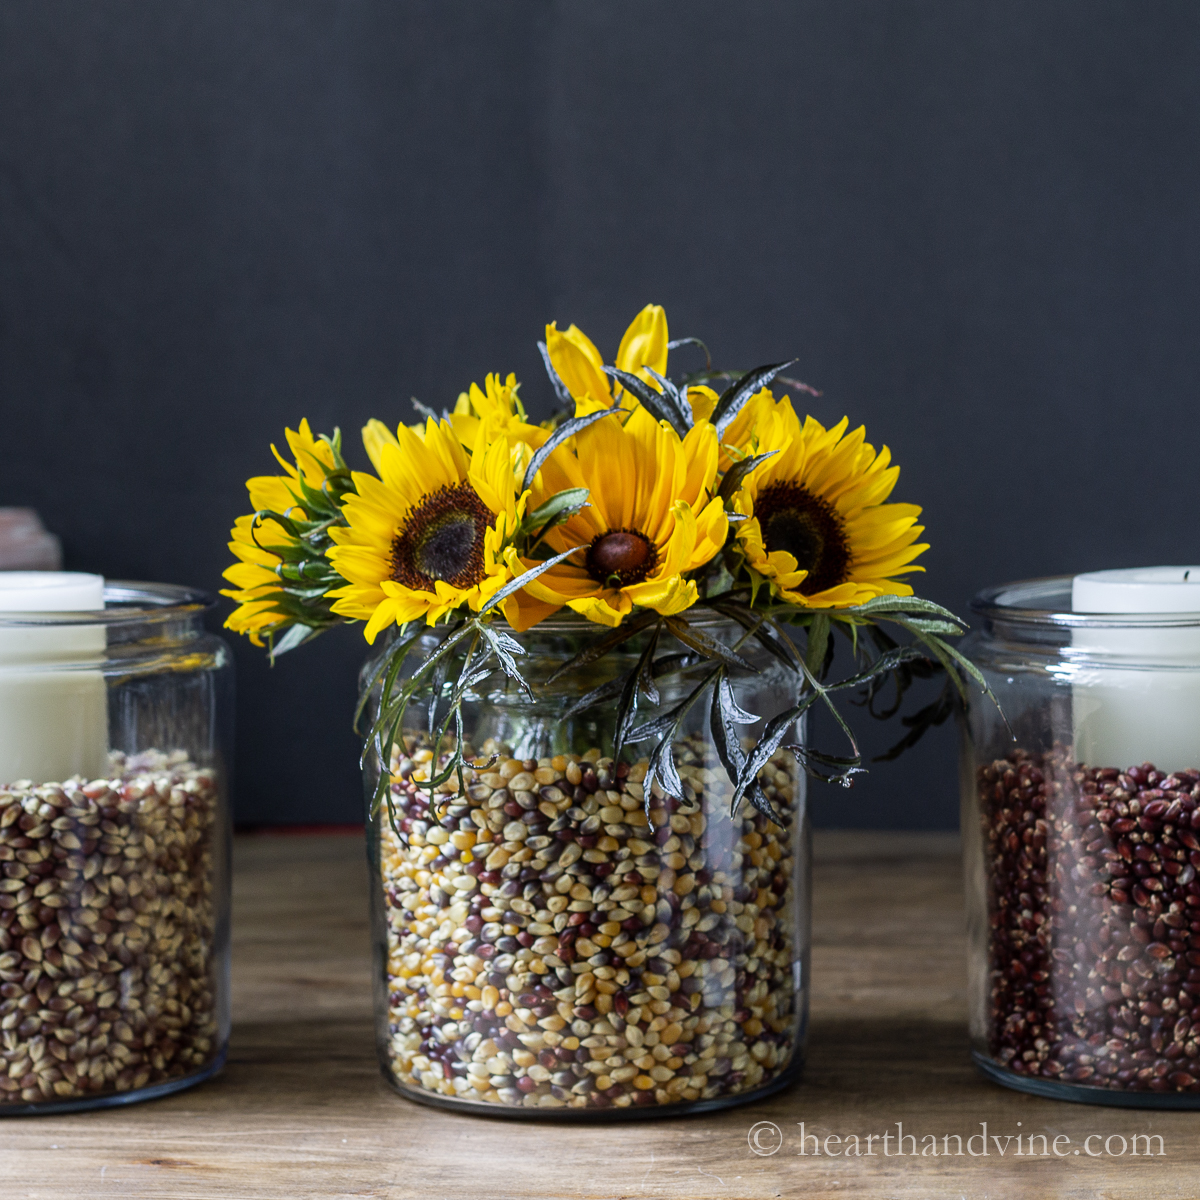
755 482 850 595
391 483 492 592
586 529 656 588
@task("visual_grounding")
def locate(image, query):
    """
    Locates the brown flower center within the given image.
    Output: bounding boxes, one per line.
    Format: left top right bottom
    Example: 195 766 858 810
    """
586 529 657 588
754 481 850 595
390 482 492 593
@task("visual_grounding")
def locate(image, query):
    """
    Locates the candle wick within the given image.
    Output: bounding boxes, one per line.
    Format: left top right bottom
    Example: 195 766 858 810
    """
1187 570 1192 582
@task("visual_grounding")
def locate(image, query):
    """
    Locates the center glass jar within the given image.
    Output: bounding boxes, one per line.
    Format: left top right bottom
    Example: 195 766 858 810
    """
363 617 809 1117
0 581 232 1114
961 576 1200 1108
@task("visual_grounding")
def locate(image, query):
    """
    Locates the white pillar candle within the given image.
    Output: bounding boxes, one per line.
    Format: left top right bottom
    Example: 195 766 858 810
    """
0 572 109 785
1071 567 1200 773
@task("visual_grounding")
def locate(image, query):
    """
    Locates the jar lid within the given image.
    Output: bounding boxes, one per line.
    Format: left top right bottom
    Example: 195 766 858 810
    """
973 576 1200 632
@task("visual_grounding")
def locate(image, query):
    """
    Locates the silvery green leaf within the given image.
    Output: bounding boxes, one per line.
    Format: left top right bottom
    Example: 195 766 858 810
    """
545 610 659 683
805 613 830 679
844 594 965 624
707 602 800 672
642 367 694 430
521 408 621 493
716 450 778 504
269 623 321 659
645 737 684 806
717 675 758 725
561 652 695 720
480 546 581 615
899 618 965 634
602 367 690 436
665 616 755 672
427 651 452 735
875 680 957 762
522 488 590 536
827 644 932 693
666 336 712 371
711 360 797 436
613 625 660 761
730 692 822 809
537 340 576 410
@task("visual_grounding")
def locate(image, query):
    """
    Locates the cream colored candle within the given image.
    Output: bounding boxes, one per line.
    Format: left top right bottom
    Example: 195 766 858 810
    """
0 572 108 785
1071 567 1200 773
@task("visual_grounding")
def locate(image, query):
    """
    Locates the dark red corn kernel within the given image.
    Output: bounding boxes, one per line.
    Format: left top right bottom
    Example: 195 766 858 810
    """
980 748 1200 1096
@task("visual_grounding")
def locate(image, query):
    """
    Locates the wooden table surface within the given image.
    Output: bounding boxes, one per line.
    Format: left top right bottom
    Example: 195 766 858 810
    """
1 830 1196 1199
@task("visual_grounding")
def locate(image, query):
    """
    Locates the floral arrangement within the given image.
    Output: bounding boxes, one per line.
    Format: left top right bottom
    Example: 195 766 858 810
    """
222 305 991 824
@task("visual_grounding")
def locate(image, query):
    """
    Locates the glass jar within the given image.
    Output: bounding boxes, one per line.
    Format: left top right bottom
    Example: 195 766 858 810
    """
0 582 232 1113
363 617 809 1118
961 576 1200 1107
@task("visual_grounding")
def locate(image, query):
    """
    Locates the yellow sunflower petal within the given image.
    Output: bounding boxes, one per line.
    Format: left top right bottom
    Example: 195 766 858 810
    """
362 419 400 475
546 322 612 409
615 304 668 382
567 593 630 627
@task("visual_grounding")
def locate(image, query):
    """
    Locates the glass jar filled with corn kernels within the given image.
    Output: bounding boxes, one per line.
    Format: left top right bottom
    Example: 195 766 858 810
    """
362 617 809 1118
0 580 231 1114
962 574 1200 1108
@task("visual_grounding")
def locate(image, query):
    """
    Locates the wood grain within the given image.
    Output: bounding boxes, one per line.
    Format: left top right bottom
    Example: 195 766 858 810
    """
0 830 1193 1199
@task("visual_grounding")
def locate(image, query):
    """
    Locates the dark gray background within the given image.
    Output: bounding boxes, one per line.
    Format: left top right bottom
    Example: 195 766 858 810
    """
3 2 1197 829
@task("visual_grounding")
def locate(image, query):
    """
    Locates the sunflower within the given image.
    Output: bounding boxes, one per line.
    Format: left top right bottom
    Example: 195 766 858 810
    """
363 374 548 498
221 420 341 646
505 405 728 630
326 418 524 640
545 304 669 416
730 397 928 608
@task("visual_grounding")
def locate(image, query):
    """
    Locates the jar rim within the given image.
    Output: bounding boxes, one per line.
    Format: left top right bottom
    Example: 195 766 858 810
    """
520 607 733 634
0 581 213 628
972 575 1200 630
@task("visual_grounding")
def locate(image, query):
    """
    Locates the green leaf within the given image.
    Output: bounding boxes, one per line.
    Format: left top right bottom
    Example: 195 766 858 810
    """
426 650 453 736
637 667 720 811
843 594 966 627
602 367 690 435
479 624 533 698
805 613 830 679
874 679 957 762
707 672 777 819
521 488 590 535
664 616 755 672
613 624 662 763
730 693 821 809
521 407 622 493
642 367 695 431
716 450 779 504
706 601 800 671
710 361 797 436
480 546 582 615
560 652 697 720
827 644 933 694
353 625 423 732
665 336 712 371
537 340 576 410
783 743 866 787
544 610 659 684
898 618 965 634
268 623 322 659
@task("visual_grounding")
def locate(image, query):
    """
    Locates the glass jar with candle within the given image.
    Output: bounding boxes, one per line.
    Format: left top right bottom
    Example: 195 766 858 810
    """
0 575 232 1113
363 616 809 1118
961 570 1200 1108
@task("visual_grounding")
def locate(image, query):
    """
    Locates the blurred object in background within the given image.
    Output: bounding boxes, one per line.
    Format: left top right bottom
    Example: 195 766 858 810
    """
0 509 62 571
